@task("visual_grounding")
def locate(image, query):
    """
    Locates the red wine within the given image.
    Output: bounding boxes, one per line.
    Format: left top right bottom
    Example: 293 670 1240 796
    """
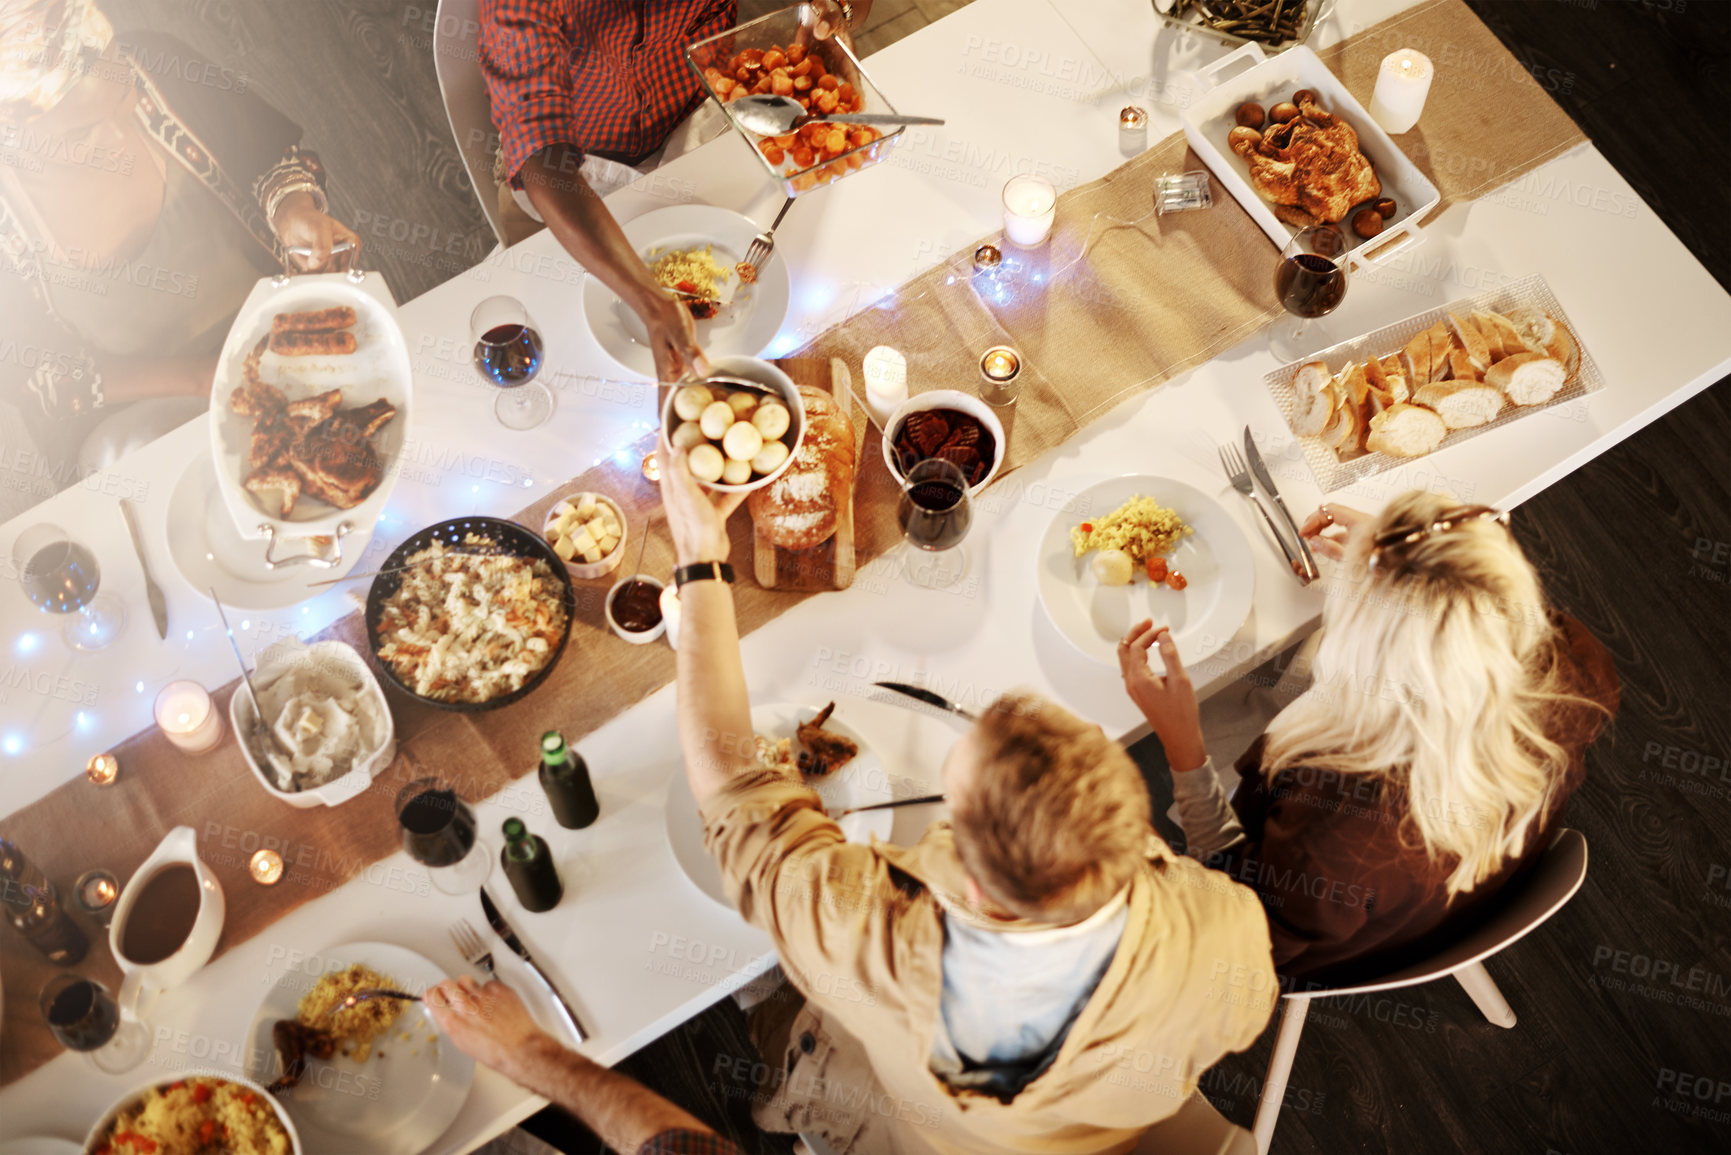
1275 252 1346 319
898 480 971 551
399 789 478 869
47 978 119 1051
474 324 544 387
23 542 100 615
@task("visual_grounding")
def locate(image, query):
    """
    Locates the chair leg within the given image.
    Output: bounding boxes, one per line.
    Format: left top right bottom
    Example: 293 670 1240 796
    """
1454 960 1518 1028
1252 998 1309 1155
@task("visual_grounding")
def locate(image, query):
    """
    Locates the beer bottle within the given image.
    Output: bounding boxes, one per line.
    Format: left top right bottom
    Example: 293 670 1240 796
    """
0 839 89 965
538 731 599 829
500 818 563 913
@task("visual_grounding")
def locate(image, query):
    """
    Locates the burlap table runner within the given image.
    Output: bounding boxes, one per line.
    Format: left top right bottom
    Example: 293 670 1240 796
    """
0 0 1584 1085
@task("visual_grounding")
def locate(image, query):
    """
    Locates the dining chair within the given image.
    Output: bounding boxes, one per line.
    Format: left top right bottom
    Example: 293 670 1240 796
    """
432 0 508 244
1251 828 1589 1153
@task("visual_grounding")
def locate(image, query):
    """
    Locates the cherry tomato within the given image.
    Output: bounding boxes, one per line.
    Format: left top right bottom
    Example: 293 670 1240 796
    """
1146 557 1168 582
1166 570 1188 591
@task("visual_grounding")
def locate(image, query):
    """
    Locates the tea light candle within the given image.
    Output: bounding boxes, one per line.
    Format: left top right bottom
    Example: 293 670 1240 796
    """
1002 175 1056 247
641 451 662 484
85 752 119 786
659 584 682 651
249 849 284 886
153 680 225 754
980 345 1022 407
862 345 908 428
1368 49 1433 135
1119 105 1149 154
74 869 119 924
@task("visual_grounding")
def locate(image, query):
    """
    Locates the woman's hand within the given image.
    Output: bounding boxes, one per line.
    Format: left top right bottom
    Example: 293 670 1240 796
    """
657 445 747 566
1118 619 1207 772
636 291 710 384
1299 502 1369 562
424 976 551 1081
271 190 361 272
809 0 871 44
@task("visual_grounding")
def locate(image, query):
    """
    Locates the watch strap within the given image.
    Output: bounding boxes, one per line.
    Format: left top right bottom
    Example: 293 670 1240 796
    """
674 561 735 589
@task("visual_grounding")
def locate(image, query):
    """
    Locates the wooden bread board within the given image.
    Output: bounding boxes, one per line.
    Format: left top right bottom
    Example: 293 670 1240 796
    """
753 356 867 590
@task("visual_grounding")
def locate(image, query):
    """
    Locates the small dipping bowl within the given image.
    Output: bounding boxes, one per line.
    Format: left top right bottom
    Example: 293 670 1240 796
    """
606 575 667 645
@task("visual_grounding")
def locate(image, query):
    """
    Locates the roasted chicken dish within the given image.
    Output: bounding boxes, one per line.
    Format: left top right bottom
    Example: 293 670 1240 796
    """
1228 92 1380 226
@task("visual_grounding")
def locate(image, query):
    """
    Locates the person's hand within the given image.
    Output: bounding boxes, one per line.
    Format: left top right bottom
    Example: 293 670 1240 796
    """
271 191 361 273
1118 620 1207 772
424 977 551 1079
1299 502 1369 562
637 293 710 384
657 445 747 566
808 0 871 45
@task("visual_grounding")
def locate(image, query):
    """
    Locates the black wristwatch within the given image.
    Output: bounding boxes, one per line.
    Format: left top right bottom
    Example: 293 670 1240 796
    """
674 561 735 589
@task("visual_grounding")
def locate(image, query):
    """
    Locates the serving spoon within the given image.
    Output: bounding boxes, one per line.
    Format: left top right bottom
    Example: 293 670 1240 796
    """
729 93 945 137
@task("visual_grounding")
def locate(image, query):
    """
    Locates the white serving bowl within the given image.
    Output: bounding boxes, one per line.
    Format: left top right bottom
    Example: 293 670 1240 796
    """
85 1071 301 1155
541 489 629 580
880 390 1007 496
606 575 667 645
230 639 395 808
659 355 805 494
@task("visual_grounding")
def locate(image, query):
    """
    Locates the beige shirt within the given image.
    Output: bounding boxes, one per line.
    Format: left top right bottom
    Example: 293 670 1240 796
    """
701 766 1280 1154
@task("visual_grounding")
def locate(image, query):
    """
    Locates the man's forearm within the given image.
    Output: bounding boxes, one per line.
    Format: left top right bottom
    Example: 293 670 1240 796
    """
505 1035 711 1153
520 144 661 317
676 578 757 801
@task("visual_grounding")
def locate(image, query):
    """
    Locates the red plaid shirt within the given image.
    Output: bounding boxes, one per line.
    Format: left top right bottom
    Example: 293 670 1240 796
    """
636 1128 745 1155
481 0 736 183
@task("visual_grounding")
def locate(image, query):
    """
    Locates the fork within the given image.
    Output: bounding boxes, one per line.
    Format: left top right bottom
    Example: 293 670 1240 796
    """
316 988 422 1023
449 920 495 978
741 196 796 275
1219 443 1305 578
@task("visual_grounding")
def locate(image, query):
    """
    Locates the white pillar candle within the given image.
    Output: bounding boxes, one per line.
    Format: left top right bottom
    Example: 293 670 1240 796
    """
1368 49 1433 135
1002 175 1056 247
660 584 682 651
862 345 908 428
153 680 225 754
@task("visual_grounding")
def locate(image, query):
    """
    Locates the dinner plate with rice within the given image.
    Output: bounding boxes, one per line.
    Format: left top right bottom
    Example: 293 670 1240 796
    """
580 203 793 378
242 942 472 1155
1036 476 1255 667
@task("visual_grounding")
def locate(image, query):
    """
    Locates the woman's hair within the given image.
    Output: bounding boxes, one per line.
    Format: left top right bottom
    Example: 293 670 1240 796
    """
1262 491 1602 896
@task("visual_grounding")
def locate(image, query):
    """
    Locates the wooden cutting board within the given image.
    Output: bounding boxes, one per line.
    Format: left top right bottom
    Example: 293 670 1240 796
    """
754 356 867 590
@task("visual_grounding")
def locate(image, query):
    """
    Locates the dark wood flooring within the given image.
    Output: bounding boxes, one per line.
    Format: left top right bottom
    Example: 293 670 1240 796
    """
94 2 1729 1152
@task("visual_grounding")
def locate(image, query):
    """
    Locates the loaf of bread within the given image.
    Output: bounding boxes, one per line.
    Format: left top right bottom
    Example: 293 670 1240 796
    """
748 385 856 551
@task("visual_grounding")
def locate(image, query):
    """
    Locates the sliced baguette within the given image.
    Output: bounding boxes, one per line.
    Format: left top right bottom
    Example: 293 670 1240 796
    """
1445 347 1483 383
1505 307 1556 354
1480 310 1528 362
1367 403 1447 458
1470 310 1507 360
1413 380 1505 428
1291 381 1336 436
1446 311 1491 371
1542 315 1580 379
1378 355 1410 402
1486 351 1567 406
1320 393 1356 449
1293 361 1332 406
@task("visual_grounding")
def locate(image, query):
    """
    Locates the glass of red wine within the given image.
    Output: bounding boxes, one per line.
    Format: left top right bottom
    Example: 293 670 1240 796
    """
1270 224 1349 362
40 974 150 1073
897 458 974 590
396 777 491 895
10 523 125 651
472 295 554 431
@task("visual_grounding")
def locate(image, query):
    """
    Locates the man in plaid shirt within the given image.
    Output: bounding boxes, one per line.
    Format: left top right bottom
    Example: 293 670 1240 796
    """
480 0 870 382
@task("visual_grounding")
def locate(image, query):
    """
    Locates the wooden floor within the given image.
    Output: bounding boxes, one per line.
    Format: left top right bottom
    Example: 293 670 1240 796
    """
100 2 1729 1152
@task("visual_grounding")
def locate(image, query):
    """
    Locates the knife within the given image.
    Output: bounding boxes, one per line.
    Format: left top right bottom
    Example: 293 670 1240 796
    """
119 499 168 638
1243 427 1320 584
873 681 979 722
479 887 589 1043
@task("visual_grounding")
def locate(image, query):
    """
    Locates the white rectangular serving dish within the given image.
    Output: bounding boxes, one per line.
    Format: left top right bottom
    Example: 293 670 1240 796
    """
208 269 412 557
1265 273 1605 492
1181 43 1441 269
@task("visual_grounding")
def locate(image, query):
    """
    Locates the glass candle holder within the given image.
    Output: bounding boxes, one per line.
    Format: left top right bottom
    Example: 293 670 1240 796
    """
74 869 119 926
862 345 909 428
1002 175 1056 247
979 346 1022 407
249 849 284 886
153 681 225 754
85 753 119 786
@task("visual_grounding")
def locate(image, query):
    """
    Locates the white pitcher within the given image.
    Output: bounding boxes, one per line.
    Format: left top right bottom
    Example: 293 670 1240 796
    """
109 825 226 1022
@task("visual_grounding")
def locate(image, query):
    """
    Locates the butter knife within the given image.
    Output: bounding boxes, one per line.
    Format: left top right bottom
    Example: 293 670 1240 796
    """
1243 427 1319 584
119 499 168 638
479 887 588 1043
873 681 979 722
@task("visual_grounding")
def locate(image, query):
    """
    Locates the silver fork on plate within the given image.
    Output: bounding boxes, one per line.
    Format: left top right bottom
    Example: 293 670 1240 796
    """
1219 443 1304 576
742 196 796 274
449 920 495 977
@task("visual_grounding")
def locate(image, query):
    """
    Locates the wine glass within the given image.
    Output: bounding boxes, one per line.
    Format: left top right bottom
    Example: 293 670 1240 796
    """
897 458 974 590
396 777 491 895
40 975 150 1073
1269 225 1349 362
10 523 125 650
472 296 554 431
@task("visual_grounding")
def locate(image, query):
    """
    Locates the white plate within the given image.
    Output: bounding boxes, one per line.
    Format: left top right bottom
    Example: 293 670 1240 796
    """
665 703 894 909
581 204 793 379
0 1138 80 1155
1036 476 1255 667
165 450 368 611
209 271 412 541
244 942 472 1155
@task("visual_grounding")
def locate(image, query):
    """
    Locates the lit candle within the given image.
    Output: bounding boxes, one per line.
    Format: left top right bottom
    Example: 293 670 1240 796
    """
659 584 682 651
1119 105 1149 154
862 345 908 428
75 869 119 925
153 680 225 754
972 244 1002 274
1368 50 1433 135
979 346 1022 407
250 849 284 886
86 753 119 786
1002 175 1056 247
641 452 662 484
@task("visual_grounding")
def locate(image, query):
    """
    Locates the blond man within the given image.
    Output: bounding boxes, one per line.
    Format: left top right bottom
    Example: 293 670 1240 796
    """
658 448 1277 1154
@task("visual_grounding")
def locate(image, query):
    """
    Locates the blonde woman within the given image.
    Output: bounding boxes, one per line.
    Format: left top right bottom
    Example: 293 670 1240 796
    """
1119 492 1619 983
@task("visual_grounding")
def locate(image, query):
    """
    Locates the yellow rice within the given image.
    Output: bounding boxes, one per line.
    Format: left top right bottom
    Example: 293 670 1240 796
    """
1070 495 1192 562
295 963 403 1062
647 244 731 298
95 1076 289 1155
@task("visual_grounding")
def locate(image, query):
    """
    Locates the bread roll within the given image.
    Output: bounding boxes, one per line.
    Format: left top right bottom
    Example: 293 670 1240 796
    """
748 386 857 551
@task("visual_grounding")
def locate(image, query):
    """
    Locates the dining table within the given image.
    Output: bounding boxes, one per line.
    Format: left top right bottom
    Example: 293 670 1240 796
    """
2 0 1728 1149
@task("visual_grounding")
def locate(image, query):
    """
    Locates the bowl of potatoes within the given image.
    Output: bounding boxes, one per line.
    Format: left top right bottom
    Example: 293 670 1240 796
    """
661 355 805 493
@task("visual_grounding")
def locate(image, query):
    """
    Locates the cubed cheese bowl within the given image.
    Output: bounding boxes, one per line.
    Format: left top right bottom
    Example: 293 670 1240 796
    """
542 489 628 579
